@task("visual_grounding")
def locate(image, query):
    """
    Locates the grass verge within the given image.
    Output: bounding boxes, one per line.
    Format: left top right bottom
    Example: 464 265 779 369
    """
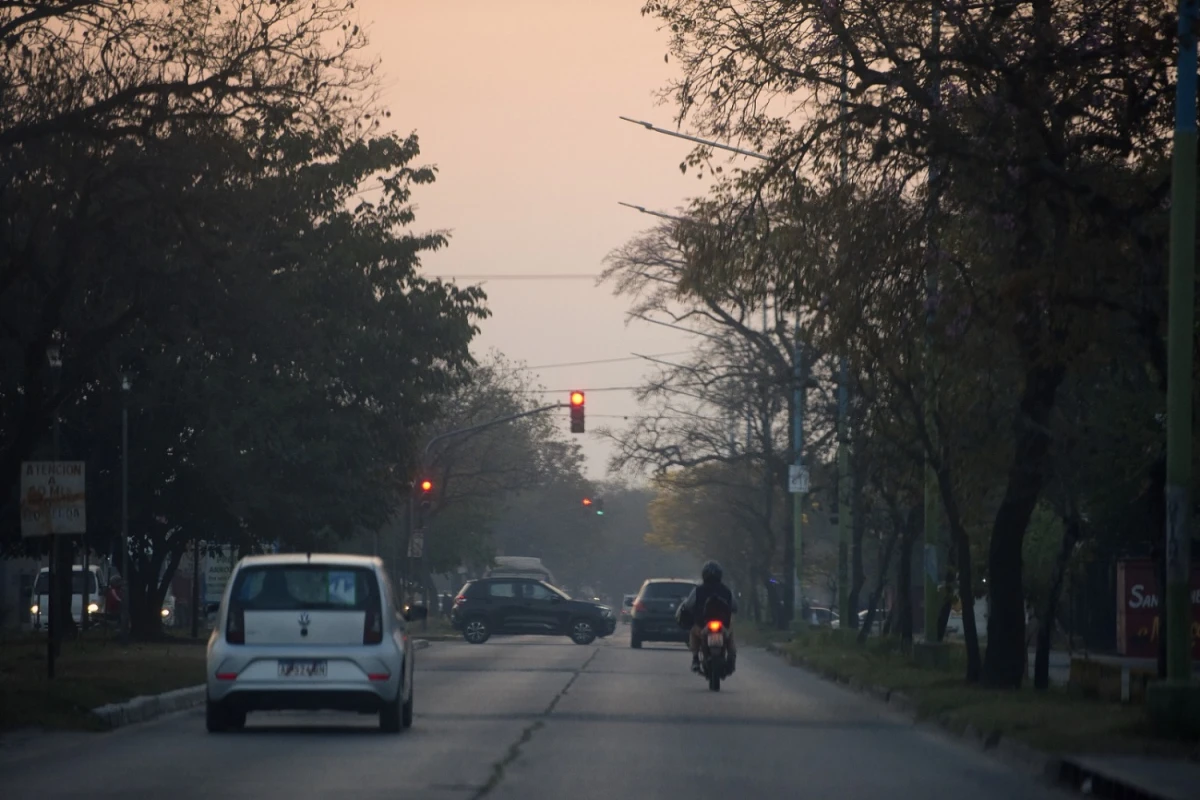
780 628 1199 757
0 630 205 732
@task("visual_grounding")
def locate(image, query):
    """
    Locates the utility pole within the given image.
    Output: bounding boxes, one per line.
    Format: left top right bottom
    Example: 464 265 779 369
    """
836 51 853 629
119 374 131 646
1148 0 1200 737
791 327 807 626
921 1 945 650
46 343 61 677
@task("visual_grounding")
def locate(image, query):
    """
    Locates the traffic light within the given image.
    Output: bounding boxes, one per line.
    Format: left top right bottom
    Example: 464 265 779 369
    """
419 479 433 511
594 497 604 516
582 497 593 508
569 390 585 433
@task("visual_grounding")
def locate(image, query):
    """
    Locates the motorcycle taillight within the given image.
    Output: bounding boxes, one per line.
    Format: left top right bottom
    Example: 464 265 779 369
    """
707 620 723 632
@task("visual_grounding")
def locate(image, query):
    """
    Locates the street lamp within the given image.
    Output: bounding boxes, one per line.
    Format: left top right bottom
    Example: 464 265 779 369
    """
618 119 805 626
119 374 131 645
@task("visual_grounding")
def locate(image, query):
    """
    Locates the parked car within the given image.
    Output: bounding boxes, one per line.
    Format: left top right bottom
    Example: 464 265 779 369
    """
450 577 616 645
830 608 885 633
805 606 838 627
629 578 698 648
205 553 427 733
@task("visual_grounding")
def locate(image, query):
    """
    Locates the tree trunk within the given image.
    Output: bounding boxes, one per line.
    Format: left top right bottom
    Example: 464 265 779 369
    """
848 477 867 626
983 362 1065 688
858 516 900 645
1147 456 1168 678
1035 508 1082 689
932 455 982 681
899 505 918 651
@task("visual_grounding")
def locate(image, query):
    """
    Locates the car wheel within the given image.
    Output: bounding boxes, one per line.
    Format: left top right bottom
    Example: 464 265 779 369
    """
569 618 597 645
206 698 244 733
401 681 414 729
380 689 403 733
463 617 490 644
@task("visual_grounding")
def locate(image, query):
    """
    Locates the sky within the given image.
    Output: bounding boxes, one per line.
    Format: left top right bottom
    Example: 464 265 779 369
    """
355 0 721 481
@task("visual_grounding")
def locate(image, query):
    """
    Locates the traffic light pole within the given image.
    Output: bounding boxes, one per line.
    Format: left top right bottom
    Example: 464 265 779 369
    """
404 401 569 603
1147 0 1200 737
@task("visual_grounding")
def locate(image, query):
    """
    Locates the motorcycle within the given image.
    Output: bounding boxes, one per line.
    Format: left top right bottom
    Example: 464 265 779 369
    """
699 618 733 691
677 596 735 691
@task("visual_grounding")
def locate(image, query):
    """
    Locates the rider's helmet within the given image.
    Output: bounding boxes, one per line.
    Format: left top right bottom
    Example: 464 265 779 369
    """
701 560 723 585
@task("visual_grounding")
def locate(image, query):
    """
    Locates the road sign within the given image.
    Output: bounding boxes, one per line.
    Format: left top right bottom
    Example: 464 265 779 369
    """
203 545 236 604
788 465 810 495
408 530 425 559
20 461 86 536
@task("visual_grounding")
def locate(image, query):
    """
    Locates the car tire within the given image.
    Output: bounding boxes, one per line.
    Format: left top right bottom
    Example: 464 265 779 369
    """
380 689 403 733
569 618 597 645
463 617 491 644
401 681 414 729
206 698 244 733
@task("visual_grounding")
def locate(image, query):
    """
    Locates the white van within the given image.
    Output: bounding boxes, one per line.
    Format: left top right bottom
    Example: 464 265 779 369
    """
484 556 557 587
29 564 104 630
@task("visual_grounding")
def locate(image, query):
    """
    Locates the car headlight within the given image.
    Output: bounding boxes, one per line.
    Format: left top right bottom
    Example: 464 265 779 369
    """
87 602 99 614
30 604 39 615
161 607 171 617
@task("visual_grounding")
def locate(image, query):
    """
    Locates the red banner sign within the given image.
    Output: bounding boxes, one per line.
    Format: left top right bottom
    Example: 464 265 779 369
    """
1116 559 1200 659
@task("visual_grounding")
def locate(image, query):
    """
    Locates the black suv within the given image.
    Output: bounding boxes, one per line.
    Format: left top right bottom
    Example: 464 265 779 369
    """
629 578 698 648
451 577 617 645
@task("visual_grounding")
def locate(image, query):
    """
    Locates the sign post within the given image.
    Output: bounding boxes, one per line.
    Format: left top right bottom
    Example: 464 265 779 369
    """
20 461 86 537
21 460 86 680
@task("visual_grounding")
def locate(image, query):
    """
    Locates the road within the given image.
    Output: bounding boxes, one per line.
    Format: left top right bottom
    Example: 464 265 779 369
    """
0 628 1068 799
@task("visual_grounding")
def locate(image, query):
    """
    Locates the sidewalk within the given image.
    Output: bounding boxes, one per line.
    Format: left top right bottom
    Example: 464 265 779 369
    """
1056 755 1200 800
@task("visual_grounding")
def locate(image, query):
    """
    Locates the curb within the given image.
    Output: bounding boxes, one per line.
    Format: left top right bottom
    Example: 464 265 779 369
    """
763 642 1177 800
92 685 205 729
91 639 435 730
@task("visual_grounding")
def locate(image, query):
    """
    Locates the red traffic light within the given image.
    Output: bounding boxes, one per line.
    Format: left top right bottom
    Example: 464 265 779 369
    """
582 497 593 506
569 390 585 433
420 479 433 492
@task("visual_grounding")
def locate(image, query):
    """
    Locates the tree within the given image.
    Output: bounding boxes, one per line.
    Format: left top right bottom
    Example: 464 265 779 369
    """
640 0 1177 687
0 0 384 499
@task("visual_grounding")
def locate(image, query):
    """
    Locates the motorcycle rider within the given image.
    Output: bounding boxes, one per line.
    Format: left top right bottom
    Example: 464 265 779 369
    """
679 560 737 674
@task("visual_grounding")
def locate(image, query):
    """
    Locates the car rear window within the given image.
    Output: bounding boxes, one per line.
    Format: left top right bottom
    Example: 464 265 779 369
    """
643 582 695 599
230 565 378 611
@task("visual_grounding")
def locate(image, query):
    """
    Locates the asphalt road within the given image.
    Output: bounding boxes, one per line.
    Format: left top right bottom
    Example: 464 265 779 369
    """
0 628 1068 799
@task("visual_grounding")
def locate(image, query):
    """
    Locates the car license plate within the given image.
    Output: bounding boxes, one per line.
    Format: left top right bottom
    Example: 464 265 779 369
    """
707 633 724 648
278 659 327 678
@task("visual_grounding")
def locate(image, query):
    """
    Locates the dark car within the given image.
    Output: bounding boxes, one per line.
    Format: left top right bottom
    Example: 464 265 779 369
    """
450 577 616 645
629 578 698 648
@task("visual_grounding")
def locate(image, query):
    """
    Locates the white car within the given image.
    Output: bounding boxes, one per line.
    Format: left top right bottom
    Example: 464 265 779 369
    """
205 553 427 733
29 565 104 629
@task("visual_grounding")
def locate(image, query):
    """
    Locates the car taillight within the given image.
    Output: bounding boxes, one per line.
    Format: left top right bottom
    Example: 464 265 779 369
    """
707 620 723 632
226 607 245 644
633 601 646 613
364 606 383 644
454 594 466 606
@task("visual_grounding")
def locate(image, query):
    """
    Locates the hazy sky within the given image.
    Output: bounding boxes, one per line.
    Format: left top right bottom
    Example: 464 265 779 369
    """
357 0 720 480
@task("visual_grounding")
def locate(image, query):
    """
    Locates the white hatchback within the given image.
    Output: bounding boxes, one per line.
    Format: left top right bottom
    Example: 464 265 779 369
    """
205 553 427 733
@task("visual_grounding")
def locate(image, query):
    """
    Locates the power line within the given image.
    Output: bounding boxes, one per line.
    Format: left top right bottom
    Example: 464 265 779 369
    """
524 351 693 370
429 273 601 280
